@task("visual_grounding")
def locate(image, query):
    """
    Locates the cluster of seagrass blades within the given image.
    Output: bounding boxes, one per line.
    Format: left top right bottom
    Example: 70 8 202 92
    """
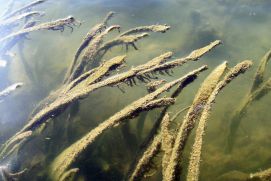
0 0 81 97
224 50 271 181
226 50 271 153
1 1 271 181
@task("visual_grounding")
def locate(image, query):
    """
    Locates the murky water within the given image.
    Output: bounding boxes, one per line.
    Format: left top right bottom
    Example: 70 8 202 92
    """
0 0 271 180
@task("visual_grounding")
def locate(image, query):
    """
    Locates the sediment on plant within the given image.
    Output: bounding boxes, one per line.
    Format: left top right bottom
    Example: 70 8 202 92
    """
164 61 228 181
128 66 206 181
226 49 271 153
187 60 252 181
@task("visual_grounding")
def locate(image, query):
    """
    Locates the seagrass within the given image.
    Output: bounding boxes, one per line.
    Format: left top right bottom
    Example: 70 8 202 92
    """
164 61 228 181
187 60 253 181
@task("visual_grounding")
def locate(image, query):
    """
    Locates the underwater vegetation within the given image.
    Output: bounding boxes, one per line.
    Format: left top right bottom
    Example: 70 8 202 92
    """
1 0 271 181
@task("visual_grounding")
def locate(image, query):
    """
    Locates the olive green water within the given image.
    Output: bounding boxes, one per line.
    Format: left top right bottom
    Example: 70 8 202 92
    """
0 0 271 180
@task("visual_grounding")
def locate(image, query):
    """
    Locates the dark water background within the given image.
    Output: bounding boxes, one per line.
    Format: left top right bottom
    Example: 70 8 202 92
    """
1 0 271 180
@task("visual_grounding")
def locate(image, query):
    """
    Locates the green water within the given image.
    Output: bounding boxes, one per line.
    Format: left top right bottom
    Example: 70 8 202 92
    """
0 0 271 180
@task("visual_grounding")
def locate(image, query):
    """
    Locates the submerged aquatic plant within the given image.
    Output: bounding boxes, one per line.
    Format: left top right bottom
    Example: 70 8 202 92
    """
164 61 228 181
64 11 116 83
0 82 23 101
249 168 271 181
0 1 223 179
226 50 271 153
128 65 205 181
0 0 81 87
187 61 252 181
0 1 263 181
50 66 208 180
